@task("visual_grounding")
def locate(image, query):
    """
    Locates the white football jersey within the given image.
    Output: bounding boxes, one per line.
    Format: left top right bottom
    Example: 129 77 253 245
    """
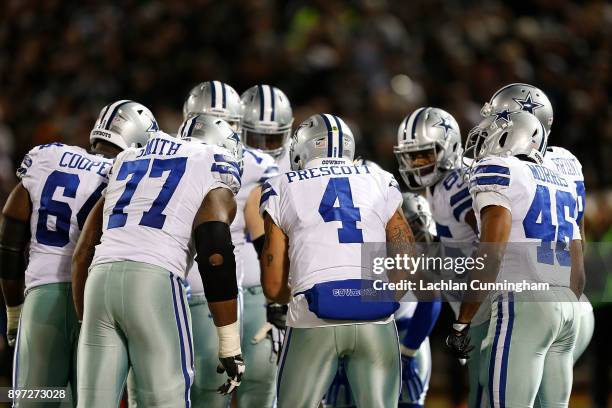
543 146 585 224
470 155 581 288
543 146 591 312
275 142 292 174
425 168 489 324
93 132 240 279
186 147 277 295
426 168 477 244
17 143 113 289
260 159 403 328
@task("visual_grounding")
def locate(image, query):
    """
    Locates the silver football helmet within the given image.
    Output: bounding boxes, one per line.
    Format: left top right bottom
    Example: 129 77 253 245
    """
290 114 355 171
393 107 462 190
402 192 435 243
183 81 243 132
481 83 553 136
178 114 243 174
241 85 294 158
464 110 546 166
90 100 158 150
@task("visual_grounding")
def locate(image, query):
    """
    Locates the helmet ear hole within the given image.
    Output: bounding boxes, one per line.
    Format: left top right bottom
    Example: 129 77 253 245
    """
499 132 508 147
452 142 458 152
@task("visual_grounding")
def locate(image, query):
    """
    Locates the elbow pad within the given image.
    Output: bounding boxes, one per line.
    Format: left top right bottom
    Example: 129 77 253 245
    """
0 216 29 280
194 221 238 302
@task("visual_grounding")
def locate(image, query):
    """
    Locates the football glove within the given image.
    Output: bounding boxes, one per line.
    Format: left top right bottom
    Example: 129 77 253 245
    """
445 321 474 360
216 354 245 395
251 322 285 363
6 304 22 347
266 302 288 330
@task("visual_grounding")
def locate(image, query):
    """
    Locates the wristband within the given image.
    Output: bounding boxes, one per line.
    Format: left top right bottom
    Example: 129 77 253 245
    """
6 304 22 329
217 320 241 358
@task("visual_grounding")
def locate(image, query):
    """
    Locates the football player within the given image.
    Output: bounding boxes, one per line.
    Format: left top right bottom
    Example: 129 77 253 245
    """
448 111 583 408
183 81 281 408
179 110 280 408
324 190 441 408
0 100 155 407
260 114 413 407
481 83 594 372
240 84 294 173
72 124 244 407
394 107 490 408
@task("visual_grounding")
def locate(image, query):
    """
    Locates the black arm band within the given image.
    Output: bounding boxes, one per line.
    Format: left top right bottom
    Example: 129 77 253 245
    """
0 216 30 280
194 221 238 302
252 235 265 259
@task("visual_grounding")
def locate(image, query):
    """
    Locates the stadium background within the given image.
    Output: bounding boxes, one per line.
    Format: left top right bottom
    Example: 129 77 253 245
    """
0 0 610 406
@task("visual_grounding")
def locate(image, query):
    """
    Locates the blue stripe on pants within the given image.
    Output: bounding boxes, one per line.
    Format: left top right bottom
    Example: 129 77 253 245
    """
170 273 191 408
499 292 514 406
489 295 503 408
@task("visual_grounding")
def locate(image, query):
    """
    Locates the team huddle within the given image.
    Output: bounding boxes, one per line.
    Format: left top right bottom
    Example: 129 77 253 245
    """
0 81 591 408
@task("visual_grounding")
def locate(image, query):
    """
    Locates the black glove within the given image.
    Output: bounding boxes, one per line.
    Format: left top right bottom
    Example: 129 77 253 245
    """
216 354 246 395
266 303 288 330
445 321 474 360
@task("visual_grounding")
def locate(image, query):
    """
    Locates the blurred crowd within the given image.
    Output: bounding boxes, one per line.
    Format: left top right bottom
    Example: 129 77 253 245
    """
1 0 611 404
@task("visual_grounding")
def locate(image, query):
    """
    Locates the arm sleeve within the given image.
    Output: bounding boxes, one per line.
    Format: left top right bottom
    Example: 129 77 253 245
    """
259 177 282 228
469 158 513 213
208 146 242 195
16 147 43 192
401 300 442 350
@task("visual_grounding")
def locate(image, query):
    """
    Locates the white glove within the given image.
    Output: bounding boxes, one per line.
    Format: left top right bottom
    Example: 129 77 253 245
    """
6 304 22 347
252 322 285 363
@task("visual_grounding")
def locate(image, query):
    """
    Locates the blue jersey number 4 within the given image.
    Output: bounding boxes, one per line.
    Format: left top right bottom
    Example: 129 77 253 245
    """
318 177 364 243
523 184 576 266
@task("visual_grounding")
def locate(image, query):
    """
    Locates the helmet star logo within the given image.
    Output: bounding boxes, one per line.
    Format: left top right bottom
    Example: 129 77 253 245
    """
494 109 513 123
512 92 543 114
147 120 159 132
434 117 453 138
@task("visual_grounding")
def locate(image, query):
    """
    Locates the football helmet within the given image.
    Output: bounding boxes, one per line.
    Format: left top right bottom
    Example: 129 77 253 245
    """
402 192 435 243
241 85 293 158
481 83 553 136
464 110 546 166
178 114 243 174
394 107 462 190
183 81 243 132
90 100 158 150
290 114 355 171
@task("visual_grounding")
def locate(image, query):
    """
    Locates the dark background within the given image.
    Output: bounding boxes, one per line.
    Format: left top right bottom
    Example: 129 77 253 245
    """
0 0 610 406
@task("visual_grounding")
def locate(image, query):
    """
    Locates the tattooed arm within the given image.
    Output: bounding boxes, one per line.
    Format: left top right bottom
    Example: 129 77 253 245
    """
260 213 291 304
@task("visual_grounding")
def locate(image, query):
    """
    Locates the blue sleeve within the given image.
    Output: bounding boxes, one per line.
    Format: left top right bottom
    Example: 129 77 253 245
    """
401 300 441 350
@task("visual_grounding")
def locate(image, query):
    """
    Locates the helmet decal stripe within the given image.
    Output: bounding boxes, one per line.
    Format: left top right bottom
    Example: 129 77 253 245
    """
411 107 426 139
221 82 227 109
321 114 333 157
186 116 198 138
258 85 265 121
332 115 343 157
210 81 217 109
270 86 276 121
104 100 132 130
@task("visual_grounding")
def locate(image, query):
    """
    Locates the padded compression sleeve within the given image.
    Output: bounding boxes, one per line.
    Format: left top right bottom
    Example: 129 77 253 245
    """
0 216 29 280
401 300 441 350
194 221 238 302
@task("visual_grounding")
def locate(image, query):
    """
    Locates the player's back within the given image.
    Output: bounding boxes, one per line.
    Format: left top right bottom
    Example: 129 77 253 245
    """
260 161 402 327
544 146 585 223
93 132 240 279
17 142 112 289
470 155 581 287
